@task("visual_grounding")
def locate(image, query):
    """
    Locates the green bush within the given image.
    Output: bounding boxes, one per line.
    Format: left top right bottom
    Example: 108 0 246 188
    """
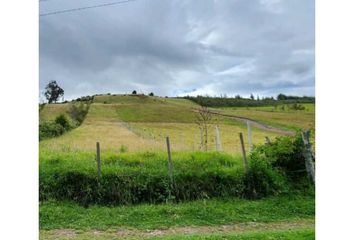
119 145 128 153
243 133 311 198
39 122 65 141
243 153 288 199
54 114 71 131
252 133 307 180
67 103 90 124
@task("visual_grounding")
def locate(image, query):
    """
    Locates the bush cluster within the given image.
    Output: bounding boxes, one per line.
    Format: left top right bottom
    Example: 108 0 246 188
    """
67 103 90 125
244 133 312 199
39 114 72 141
183 95 314 108
74 95 94 102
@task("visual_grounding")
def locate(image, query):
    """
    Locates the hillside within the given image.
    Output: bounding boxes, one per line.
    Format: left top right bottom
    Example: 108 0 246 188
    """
39 94 303 154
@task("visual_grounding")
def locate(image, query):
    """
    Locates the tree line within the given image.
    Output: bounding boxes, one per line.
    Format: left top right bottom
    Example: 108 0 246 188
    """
183 94 315 108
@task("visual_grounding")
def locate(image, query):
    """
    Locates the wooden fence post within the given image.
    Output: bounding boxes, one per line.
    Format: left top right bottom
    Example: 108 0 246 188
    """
166 136 174 184
247 121 253 152
215 125 222 151
96 142 101 180
199 128 204 150
301 131 315 184
239 133 249 173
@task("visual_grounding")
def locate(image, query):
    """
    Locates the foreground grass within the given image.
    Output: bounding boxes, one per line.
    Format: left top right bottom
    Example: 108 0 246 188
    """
156 229 315 240
40 227 314 240
40 195 314 230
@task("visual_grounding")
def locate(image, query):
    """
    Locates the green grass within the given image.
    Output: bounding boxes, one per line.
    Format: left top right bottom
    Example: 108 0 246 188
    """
154 229 315 240
39 150 249 205
214 104 315 131
40 150 244 175
39 103 73 123
40 194 314 230
40 228 314 240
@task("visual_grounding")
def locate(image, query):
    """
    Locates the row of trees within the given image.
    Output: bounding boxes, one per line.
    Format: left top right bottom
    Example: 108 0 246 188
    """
184 94 315 108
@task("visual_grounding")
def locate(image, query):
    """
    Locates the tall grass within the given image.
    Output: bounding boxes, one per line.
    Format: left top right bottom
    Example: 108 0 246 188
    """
40 151 247 205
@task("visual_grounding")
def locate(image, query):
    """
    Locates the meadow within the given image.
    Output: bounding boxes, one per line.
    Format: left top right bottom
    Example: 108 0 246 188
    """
39 94 315 239
39 95 292 153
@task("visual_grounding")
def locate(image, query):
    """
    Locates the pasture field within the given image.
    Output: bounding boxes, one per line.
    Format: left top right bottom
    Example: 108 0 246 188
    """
39 95 291 154
212 103 315 131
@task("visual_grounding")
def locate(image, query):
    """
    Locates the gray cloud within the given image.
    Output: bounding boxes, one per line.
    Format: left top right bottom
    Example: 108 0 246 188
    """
39 0 314 100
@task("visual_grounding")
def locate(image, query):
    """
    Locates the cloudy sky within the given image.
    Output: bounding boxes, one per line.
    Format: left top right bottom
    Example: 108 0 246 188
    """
39 0 314 100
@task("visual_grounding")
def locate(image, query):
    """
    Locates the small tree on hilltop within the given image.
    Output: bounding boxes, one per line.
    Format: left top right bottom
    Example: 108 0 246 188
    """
132 90 137 95
149 92 154 96
44 80 64 103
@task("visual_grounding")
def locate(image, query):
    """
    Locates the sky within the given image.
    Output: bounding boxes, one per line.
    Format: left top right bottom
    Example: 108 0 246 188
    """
39 0 315 101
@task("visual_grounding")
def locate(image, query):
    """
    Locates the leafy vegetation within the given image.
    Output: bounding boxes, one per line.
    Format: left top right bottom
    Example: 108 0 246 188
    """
39 102 91 141
39 114 73 141
44 80 64 103
39 151 245 205
39 134 313 205
184 95 315 108
67 102 90 125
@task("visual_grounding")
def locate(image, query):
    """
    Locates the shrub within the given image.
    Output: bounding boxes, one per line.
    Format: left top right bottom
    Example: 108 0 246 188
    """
54 114 71 131
119 145 128 153
67 103 89 125
39 122 65 141
253 134 307 179
289 103 306 111
243 153 288 199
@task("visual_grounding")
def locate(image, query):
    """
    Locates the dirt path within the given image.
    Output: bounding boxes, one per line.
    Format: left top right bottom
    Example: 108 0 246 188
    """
41 219 314 239
208 110 295 136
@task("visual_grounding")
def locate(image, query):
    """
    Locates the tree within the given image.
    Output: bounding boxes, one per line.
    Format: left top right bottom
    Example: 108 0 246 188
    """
149 92 154 96
195 106 214 151
44 81 64 103
250 94 254 100
132 90 137 95
277 93 287 101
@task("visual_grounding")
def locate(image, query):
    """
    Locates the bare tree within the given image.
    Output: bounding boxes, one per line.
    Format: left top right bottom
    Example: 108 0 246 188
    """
195 106 214 151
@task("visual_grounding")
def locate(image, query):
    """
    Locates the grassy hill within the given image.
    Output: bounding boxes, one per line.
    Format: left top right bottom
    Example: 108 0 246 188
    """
39 94 302 154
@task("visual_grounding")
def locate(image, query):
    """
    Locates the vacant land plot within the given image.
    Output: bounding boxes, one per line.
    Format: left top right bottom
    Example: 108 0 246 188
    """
212 104 315 131
40 95 286 154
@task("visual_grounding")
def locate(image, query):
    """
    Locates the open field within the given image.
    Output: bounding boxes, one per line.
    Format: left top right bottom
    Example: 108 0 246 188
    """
39 95 301 154
212 104 315 131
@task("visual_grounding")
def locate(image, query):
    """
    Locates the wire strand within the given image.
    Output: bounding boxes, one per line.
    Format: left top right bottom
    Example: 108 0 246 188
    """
40 0 138 17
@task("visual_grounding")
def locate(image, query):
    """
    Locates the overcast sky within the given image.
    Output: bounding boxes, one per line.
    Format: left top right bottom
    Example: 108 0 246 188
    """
39 0 314 100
